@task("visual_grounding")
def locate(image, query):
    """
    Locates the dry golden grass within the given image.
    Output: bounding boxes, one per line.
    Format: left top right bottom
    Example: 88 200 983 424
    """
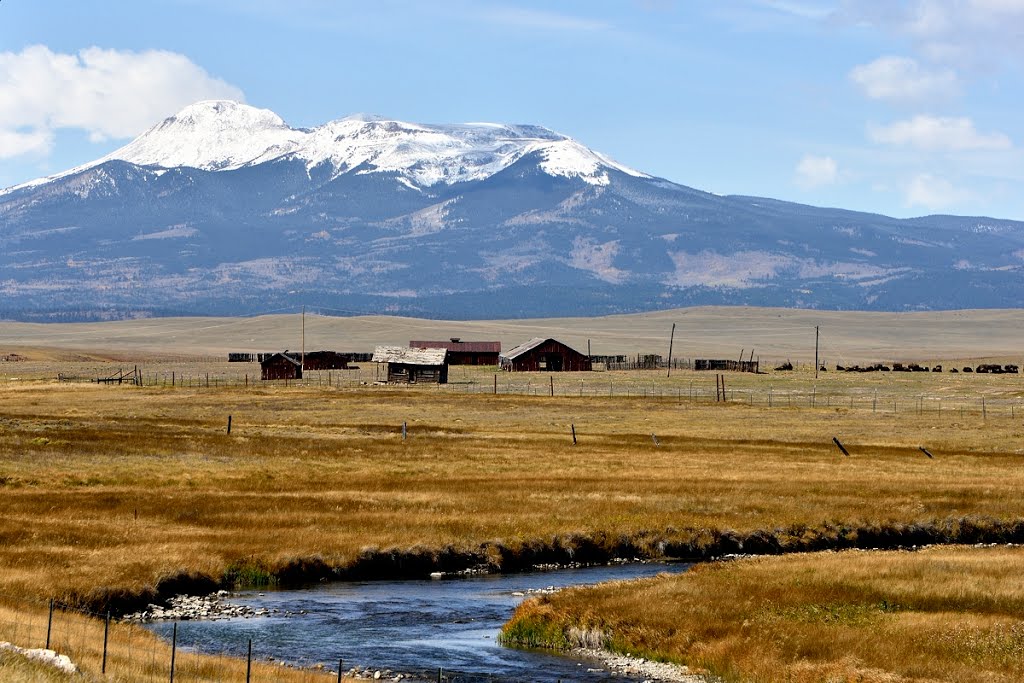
0 375 1023 605
2 360 1024 680
0 600 338 682
502 545 1024 683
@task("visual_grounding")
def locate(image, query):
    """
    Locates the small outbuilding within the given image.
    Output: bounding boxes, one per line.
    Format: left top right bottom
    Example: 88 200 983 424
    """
372 346 449 384
500 337 592 372
261 352 303 381
408 338 501 365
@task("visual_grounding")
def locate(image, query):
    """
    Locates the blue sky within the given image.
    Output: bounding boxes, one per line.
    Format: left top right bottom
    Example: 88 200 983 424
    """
2 0 1023 219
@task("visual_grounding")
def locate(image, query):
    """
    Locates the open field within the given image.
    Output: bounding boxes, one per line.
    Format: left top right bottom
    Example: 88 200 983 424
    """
2 306 1024 364
502 544 1024 683
1 307 1023 680
1 369 1023 606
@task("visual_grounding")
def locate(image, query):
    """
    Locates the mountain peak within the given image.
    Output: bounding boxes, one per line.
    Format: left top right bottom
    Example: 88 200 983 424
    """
4 101 648 192
158 100 287 131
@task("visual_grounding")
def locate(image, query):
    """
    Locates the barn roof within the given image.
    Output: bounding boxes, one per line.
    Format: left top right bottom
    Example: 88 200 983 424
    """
261 352 302 367
372 346 448 365
502 337 551 360
409 340 500 353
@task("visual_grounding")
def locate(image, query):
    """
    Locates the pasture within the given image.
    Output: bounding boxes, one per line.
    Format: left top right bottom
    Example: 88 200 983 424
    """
1 307 1023 680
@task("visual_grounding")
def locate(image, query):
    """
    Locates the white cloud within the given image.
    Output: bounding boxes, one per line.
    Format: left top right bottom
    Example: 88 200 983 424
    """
837 1 1024 67
905 173 975 210
794 155 839 189
868 115 1012 151
849 56 958 102
0 128 53 159
0 45 243 158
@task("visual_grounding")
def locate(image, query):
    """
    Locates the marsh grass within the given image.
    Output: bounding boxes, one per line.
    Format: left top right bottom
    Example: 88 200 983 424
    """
501 545 1024 682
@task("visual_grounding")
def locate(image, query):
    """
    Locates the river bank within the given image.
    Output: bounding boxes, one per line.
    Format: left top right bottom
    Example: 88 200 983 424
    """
502 544 1024 683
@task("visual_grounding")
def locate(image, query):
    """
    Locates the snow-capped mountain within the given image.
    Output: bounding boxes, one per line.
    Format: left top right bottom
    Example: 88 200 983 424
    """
2 100 1024 320
14 101 647 192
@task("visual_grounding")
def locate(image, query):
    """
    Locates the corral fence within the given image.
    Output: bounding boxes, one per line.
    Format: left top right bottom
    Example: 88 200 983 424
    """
0 596 513 682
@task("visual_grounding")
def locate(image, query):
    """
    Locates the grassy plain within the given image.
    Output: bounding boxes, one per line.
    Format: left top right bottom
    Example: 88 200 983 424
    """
0 307 1023 681
1 369 1023 606
503 545 1024 683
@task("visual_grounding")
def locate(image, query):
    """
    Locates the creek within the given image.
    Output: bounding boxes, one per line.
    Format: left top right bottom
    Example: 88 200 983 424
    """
146 561 690 682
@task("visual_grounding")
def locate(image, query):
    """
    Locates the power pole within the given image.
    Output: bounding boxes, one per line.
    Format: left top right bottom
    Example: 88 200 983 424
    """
301 305 306 372
666 323 676 378
814 325 819 379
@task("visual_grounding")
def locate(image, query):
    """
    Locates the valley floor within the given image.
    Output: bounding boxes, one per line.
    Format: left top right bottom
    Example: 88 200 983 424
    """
0 357 1021 680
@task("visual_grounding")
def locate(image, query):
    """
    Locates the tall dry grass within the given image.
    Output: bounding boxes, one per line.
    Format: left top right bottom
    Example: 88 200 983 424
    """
502 544 1024 683
1 369 1024 677
0 599 338 682
0 377 1023 607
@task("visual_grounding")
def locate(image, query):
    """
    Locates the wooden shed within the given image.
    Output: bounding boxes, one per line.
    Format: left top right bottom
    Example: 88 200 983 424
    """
261 352 302 380
408 338 500 365
372 346 449 384
500 338 592 372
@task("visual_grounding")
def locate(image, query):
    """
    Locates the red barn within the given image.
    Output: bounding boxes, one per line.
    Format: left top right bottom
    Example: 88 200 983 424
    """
260 352 302 380
500 338 592 372
408 338 500 365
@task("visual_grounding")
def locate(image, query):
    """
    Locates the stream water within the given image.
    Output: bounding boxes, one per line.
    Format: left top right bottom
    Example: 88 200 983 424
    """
146 562 690 682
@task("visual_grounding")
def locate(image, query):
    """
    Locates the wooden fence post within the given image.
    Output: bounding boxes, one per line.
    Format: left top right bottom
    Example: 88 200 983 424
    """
45 599 53 649
102 612 110 673
170 622 177 683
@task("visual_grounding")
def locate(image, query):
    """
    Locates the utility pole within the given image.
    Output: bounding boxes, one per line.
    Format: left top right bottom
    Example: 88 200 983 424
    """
301 305 306 371
814 325 819 379
666 323 676 378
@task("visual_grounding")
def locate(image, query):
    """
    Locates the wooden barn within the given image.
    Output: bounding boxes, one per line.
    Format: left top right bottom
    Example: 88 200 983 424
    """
408 338 500 365
261 352 302 380
372 346 449 384
302 351 350 371
500 338 592 372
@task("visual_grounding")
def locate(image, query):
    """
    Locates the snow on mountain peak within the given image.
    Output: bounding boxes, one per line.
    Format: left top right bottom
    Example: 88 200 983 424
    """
4 101 649 193
108 100 304 172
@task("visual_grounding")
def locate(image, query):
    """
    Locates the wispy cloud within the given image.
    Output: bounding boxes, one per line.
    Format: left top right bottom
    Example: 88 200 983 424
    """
753 0 834 20
794 154 839 189
477 7 614 33
868 115 1012 151
905 173 975 211
849 56 959 102
837 0 1024 68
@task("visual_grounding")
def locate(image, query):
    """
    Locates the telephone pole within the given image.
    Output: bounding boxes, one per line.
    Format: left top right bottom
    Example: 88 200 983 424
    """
814 325 819 379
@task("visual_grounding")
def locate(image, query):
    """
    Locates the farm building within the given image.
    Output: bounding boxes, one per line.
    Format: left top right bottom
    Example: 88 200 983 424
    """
301 351 350 370
500 338 592 372
408 338 500 365
372 346 449 384
261 352 302 380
